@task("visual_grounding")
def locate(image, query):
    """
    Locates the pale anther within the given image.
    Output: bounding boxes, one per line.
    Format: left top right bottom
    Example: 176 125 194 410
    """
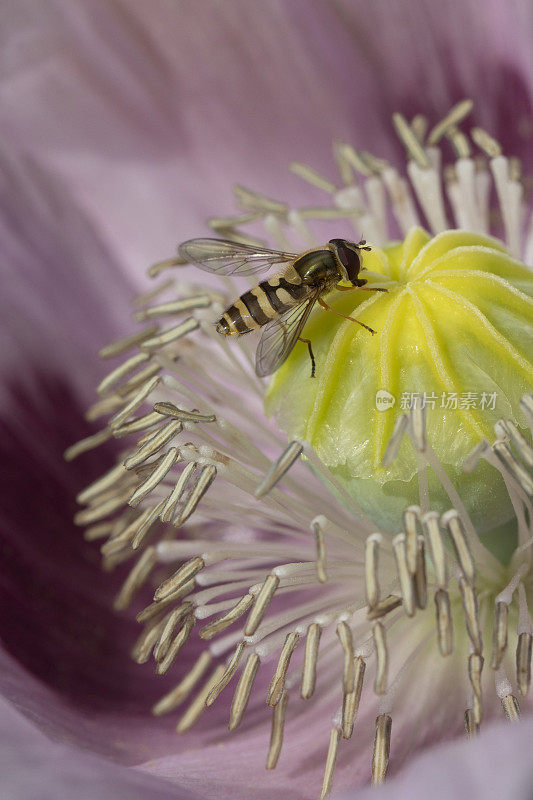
76 461 129 505
462 439 490 473
115 362 162 397
516 632 532 696
132 500 166 549
342 656 365 740
153 401 216 423
459 577 482 654
392 112 431 169
131 620 164 664
392 534 415 617
228 652 261 730
154 556 205 602
336 621 355 694
290 162 337 193
254 440 304 498
199 594 254 640
312 519 328 584
359 150 389 174
373 622 388 695
491 601 508 670
434 589 453 656
497 419 533 467
365 533 381 609
114 546 157 611
112 410 162 438
464 708 479 739
208 212 262 230
410 114 428 143
160 462 197 522
176 665 226 733
301 623 321 699
133 277 175 308
402 505 421 575
333 140 357 184
97 352 150 396
137 579 195 623
125 420 183 470
63 427 112 461
413 536 428 610
519 394 533 429
173 464 217 526
141 318 200 350
110 376 161 430
427 99 473 145
128 446 179 508
83 522 114 542
493 441 533 496
233 183 288 215
153 602 193 662
85 393 126 423
446 126 471 159
267 632 300 706
98 324 159 359
422 511 447 588
134 295 212 321
266 690 289 770
410 403 427 452
152 651 212 716
470 127 502 158
147 257 186 278
245 574 280 636
156 614 195 675
501 693 521 722
371 714 392 785
441 509 475 584
206 641 246 706
73 488 133 526
468 653 484 725
381 414 408 466
367 595 402 621
320 728 340 800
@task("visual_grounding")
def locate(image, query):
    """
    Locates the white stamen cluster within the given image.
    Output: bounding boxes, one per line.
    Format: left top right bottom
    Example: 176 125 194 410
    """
68 102 533 798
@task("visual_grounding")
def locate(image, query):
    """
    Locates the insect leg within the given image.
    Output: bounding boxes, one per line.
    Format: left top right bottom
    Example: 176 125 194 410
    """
334 283 387 293
334 284 358 292
317 297 376 335
298 337 316 378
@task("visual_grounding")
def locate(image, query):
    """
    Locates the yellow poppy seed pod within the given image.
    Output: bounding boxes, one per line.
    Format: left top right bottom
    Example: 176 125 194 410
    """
266 228 533 561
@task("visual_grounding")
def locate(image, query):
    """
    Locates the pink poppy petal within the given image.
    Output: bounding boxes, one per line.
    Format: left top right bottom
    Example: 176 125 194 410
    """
339 714 533 800
3 0 533 275
0 693 187 800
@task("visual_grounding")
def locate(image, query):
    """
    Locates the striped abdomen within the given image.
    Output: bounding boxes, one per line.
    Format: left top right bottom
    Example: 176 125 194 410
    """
216 267 310 335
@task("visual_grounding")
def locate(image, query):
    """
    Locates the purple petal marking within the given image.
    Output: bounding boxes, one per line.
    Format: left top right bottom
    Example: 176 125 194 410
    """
0 373 226 763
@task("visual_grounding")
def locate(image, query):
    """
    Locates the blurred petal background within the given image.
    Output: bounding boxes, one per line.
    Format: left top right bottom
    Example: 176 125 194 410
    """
1 0 533 797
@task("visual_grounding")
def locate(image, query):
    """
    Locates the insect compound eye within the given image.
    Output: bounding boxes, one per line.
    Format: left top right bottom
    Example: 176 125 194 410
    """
329 239 362 284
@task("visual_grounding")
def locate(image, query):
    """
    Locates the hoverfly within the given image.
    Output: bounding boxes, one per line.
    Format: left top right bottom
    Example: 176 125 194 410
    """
178 237 387 378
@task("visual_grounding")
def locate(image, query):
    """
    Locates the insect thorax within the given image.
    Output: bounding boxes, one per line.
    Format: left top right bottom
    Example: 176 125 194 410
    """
292 249 340 285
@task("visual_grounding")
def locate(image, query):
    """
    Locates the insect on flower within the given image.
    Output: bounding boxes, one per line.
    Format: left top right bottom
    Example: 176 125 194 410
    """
65 99 533 800
178 237 387 377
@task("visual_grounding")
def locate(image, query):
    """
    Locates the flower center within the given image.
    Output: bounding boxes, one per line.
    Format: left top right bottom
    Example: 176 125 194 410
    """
67 102 533 798
266 227 533 564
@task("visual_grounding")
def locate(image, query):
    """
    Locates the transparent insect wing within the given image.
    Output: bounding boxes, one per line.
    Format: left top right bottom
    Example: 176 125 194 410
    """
255 292 319 377
178 238 297 277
